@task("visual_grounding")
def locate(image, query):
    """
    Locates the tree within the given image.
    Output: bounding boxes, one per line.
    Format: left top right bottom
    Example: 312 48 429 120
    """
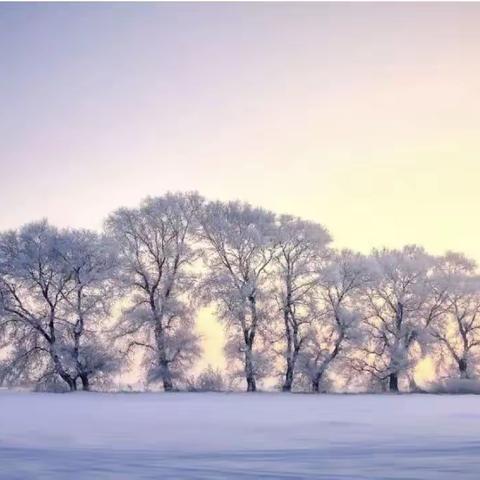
272 215 331 391
355 246 447 392
298 250 367 392
0 221 78 390
0 222 121 391
105 193 202 391
198 201 276 392
431 252 480 379
58 230 121 390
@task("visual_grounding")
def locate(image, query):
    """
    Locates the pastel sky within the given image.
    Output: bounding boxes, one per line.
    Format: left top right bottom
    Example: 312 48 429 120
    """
2 3 480 377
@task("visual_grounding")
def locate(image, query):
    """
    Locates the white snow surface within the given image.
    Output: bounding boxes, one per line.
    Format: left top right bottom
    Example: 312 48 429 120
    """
1 391 479 479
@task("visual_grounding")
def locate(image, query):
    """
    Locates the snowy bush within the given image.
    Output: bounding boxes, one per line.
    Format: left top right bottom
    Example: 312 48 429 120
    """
33 376 72 393
427 378 480 394
186 366 227 392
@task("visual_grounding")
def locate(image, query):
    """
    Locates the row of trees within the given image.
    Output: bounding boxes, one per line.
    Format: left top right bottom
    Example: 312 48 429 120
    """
1 192 479 393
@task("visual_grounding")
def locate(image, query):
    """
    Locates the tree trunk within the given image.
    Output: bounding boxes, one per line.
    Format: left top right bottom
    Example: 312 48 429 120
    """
282 360 294 392
80 374 90 391
48 309 76 391
243 328 256 392
459 358 468 379
244 297 258 393
155 321 174 392
163 378 174 392
244 343 256 392
282 308 301 392
73 285 86 390
161 361 174 392
389 372 399 392
62 374 76 391
246 375 256 392
312 375 321 393
282 307 294 392
58 371 76 391
283 344 301 392
51 347 76 391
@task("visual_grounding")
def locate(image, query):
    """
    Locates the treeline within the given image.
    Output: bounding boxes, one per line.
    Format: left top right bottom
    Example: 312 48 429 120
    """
1 192 479 393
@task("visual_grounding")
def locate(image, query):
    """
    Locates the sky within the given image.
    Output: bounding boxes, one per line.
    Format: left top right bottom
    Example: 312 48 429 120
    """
1 3 480 378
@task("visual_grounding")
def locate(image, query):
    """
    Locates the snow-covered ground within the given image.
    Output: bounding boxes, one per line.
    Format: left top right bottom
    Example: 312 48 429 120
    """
1 391 479 479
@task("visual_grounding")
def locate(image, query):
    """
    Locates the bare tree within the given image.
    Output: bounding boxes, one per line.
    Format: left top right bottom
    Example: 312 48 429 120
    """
198 201 276 392
272 215 330 391
105 193 202 391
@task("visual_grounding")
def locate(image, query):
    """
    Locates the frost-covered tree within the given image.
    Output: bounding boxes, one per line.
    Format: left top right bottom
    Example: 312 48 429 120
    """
0 222 121 391
198 201 277 392
106 193 202 391
298 250 367 392
430 252 480 379
272 215 331 391
355 246 447 392
58 230 121 390
0 221 77 390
